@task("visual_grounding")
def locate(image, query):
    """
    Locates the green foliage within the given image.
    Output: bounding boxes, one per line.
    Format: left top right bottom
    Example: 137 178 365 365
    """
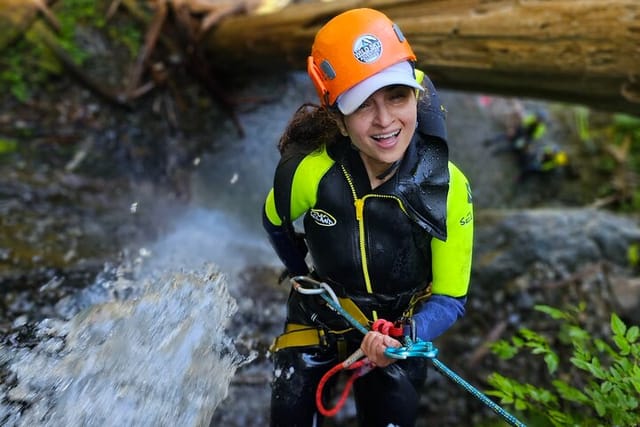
0 138 18 154
0 48 30 101
487 304 640 426
0 0 142 101
629 243 640 269
575 109 640 212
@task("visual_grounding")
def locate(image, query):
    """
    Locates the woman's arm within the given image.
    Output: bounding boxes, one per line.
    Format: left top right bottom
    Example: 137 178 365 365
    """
412 162 474 341
262 204 309 276
263 145 335 277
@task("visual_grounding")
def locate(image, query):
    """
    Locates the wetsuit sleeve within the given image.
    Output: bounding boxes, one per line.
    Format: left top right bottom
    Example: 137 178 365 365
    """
263 146 335 276
411 162 474 341
262 207 309 276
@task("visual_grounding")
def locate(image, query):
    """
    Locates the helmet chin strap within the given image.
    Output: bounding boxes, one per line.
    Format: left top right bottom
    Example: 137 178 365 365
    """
376 160 400 180
349 142 400 181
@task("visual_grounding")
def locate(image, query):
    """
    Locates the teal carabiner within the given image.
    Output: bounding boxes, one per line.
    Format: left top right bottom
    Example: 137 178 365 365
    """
384 338 439 360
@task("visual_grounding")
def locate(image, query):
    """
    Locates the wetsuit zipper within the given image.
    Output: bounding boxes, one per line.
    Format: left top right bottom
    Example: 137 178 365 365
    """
340 165 408 297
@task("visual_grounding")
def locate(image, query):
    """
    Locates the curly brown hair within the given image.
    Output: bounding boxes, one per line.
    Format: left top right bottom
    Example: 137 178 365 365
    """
277 103 344 157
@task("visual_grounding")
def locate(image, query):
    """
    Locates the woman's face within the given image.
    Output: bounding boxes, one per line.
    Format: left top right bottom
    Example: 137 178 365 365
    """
342 85 418 177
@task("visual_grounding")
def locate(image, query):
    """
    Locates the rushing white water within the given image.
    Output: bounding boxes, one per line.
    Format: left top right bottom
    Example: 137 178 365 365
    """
4 207 285 427
1 73 314 427
11 264 239 426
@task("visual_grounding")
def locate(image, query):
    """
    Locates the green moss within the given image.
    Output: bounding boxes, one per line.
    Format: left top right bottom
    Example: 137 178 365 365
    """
108 22 142 57
0 0 143 101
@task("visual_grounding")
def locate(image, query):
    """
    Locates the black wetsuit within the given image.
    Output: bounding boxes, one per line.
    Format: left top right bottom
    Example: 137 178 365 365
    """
263 87 473 427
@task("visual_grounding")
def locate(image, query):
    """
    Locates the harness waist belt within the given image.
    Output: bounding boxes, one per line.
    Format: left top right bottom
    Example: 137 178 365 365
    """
270 285 432 352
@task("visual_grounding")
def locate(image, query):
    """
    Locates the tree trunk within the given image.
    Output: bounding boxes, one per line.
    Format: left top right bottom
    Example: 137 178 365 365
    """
203 0 640 115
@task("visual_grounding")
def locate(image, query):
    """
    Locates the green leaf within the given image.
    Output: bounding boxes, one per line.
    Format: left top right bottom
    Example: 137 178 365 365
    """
571 357 591 371
614 335 631 355
553 380 588 403
490 340 519 359
548 409 573 425
535 305 568 320
0 138 18 154
567 325 590 342
611 313 627 336
544 353 559 374
588 363 607 380
515 398 527 411
594 398 606 417
629 243 640 267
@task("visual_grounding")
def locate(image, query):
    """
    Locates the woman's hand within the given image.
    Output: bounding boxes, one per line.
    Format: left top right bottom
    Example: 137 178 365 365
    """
360 331 402 368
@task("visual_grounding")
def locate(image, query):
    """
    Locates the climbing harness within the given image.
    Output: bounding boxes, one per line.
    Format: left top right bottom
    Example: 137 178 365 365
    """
292 276 396 417
291 275 369 336
291 275 528 427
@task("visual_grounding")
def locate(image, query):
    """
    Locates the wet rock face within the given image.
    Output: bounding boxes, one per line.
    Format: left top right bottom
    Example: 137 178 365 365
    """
474 209 639 289
0 166 170 332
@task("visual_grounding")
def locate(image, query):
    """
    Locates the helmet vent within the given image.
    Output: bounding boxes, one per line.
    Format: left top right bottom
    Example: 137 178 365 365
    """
320 60 336 80
393 24 406 43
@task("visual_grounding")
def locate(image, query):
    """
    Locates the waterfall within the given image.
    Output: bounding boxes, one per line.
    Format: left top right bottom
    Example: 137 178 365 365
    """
0 73 316 427
2 208 279 426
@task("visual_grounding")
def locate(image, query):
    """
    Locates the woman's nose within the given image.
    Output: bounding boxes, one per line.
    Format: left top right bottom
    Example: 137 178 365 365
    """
373 104 394 127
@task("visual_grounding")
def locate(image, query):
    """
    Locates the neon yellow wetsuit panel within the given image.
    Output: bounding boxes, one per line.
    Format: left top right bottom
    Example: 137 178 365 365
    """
431 163 473 297
264 145 335 227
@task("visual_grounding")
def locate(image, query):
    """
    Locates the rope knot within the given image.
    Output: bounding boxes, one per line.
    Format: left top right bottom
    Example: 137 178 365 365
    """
371 318 404 337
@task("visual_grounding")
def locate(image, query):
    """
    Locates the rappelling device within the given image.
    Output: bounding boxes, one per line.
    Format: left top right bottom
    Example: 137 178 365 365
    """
291 275 527 427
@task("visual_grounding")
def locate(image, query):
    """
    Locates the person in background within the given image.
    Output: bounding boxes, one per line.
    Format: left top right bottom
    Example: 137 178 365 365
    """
486 108 549 151
518 141 569 181
262 8 474 426
486 108 568 181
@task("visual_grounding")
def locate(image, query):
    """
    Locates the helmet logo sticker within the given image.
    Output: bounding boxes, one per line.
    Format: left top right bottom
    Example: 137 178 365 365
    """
309 209 337 227
353 35 383 63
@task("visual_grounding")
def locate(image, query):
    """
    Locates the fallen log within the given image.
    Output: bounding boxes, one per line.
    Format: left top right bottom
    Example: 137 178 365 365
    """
203 0 640 116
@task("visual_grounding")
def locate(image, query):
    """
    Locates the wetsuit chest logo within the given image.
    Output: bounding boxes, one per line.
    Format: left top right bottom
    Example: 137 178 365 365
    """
309 209 337 227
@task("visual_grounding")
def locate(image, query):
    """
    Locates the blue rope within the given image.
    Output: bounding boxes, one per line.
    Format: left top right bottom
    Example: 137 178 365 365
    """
291 276 527 427
432 357 526 427
386 339 527 427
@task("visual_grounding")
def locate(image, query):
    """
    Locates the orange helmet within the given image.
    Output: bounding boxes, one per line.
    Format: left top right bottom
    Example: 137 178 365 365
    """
308 8 418 111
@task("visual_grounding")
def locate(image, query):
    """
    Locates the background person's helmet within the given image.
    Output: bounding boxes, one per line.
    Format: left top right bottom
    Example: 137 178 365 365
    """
307 8 417 111
554 150 568 166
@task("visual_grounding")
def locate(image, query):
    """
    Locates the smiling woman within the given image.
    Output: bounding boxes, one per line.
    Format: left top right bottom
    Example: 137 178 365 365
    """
339 84 418 186
261 7 474 427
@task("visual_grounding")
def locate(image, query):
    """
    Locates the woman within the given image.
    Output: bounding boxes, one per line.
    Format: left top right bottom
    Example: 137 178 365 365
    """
262 8 474 427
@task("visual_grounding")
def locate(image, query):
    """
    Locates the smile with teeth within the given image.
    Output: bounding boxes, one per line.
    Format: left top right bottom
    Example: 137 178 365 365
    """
372 130 400 141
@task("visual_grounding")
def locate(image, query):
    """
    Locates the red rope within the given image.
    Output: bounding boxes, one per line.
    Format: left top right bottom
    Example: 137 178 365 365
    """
315 318 403 418
315 358 371 417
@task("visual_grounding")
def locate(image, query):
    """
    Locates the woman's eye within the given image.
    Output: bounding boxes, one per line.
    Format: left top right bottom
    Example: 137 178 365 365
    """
356 100 372 111
389 88 411 102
